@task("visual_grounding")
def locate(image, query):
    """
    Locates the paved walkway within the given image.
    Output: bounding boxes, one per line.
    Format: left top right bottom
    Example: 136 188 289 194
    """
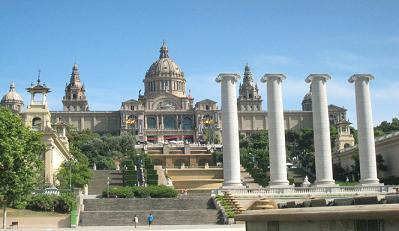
5 224 245 231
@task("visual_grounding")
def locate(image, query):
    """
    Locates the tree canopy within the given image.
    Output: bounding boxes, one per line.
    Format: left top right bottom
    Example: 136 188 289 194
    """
374 117 399 137
66 126 139 170
0 107 45 228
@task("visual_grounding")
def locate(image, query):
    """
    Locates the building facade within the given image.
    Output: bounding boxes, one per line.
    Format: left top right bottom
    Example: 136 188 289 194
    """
2 42 351 145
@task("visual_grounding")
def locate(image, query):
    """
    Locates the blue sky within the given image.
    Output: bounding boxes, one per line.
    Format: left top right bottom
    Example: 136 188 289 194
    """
1 1 398 125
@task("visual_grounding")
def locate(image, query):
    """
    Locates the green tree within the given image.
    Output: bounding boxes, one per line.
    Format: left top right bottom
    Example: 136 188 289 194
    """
0 107 45 228
56 145 92 189
67 127 138 170
373 117 399 137
240 131 270 186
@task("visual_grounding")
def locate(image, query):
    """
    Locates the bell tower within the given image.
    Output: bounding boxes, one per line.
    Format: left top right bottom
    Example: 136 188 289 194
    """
237 64 262 111
335 119 355 151
63 63 89 111
24 71 52 131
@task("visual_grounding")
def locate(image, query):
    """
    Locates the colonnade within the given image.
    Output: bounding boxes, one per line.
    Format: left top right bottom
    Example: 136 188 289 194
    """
216 73 380 188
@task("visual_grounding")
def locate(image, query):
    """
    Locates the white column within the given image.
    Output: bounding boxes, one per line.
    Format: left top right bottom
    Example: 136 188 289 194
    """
261 74 290 187
216 73 242 188
305 74 336 186
348 74 380 185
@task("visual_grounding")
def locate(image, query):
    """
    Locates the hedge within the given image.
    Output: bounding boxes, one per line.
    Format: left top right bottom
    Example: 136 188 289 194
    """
25 193 76 213
103 185 177 198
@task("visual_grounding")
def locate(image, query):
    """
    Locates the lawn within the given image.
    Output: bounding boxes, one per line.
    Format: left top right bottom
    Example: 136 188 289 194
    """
0 208 66 217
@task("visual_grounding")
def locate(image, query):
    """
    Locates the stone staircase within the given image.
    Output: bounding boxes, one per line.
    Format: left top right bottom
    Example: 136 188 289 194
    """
88 170 123 195
167 168 224 191
240 166 261 189
80 196 220 226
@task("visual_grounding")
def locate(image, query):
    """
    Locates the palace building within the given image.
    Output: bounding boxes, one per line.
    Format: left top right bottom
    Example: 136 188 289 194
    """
1 42 351 148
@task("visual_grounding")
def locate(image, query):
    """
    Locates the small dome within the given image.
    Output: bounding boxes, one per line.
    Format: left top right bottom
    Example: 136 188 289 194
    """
1 83 23 103
303 92 312 101
145 42 184 79
303 85 312 101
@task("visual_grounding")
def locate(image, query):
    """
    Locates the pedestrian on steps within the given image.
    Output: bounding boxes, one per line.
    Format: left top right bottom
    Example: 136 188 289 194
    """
147 213 154 227
133 214 138 228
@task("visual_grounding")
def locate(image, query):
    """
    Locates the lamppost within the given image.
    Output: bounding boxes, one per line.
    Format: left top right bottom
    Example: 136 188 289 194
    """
69 157 72 192
247 152 257 168
107 176 110 198
127 118 136 135
203 119 215 144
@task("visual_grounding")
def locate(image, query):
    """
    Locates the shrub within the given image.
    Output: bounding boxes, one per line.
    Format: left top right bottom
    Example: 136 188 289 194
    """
27 194 56 211
133 187 150 198
26 194 76 213
54 194 76 213
102 186 177 198
103 186 134 198
148 185 178 198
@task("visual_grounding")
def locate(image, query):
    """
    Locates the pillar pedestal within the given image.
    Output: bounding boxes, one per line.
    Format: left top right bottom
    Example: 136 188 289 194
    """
348 74 381 186
216 73 243 188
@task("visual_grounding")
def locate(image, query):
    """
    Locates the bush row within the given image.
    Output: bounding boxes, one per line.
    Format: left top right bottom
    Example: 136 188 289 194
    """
215 195 236 218
102 185 178 198
14 194 76 213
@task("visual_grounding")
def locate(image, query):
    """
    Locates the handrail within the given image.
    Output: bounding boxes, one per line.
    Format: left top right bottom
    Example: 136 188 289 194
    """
212 185 398 197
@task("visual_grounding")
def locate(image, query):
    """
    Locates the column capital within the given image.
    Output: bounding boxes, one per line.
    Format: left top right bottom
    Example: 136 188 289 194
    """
305 74 331 83
348 74 374 83
215 73 240 83
261 74 286 83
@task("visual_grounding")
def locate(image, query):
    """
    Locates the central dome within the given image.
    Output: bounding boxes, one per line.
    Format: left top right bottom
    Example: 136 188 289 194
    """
145 42 184 79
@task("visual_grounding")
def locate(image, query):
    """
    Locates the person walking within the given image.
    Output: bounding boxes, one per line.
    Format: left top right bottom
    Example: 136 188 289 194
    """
133 214 138 228
147 213 154 227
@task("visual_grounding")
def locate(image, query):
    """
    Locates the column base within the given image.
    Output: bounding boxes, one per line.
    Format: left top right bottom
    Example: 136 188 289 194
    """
222 182 245 189
359 178 383 186
314 179 337 187
268 180 292 188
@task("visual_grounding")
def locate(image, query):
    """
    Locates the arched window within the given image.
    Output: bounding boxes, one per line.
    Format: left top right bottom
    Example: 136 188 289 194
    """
32 117 42 131
147 117 157 129
205 105 210 110
73 94 77 100
182 117 192 130
164 116 176 130
344 143 351 149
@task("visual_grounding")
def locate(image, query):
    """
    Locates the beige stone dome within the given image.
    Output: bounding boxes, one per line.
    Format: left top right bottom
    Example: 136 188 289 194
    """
145 42 184 79
1 83 23 103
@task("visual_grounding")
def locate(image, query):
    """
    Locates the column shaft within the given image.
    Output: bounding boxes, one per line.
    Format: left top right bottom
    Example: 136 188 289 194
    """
261 74 289 187
216 74 242 188
305 75 335 186
349 75 380 185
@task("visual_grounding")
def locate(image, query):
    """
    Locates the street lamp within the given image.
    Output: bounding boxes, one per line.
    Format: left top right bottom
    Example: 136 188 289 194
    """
107 176 110 198
203 119 215 144
69 157 72 192
127 118 136 135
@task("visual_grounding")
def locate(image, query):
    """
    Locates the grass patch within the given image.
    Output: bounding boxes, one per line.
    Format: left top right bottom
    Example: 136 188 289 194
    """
0 208 67 217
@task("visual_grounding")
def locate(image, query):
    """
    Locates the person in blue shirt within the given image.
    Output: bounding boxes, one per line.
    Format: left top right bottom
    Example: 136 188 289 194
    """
147 213 154 227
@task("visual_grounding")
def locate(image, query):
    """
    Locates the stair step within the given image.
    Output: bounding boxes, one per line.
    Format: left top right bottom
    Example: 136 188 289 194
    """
80 197 218 226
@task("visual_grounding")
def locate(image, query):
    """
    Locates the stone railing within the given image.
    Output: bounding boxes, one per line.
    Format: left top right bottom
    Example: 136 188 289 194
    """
212 185 398 197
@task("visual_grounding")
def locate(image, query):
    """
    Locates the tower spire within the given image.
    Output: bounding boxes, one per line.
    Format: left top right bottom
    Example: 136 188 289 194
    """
159 41 169 59
70 63 81 86
37 69 41 85
243 63 253 82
